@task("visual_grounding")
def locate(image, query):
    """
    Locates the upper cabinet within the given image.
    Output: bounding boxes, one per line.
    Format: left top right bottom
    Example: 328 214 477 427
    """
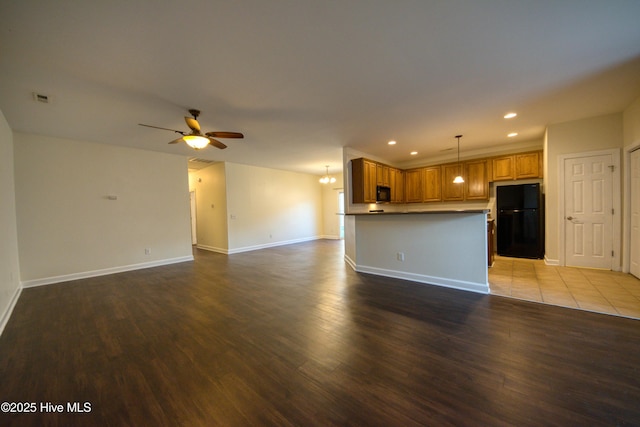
491 156 515 181
389 168 405 203
376 164 390 187
352 158 404 204
351 158 377 203
442 164 465 201
404 169 424 203
423 166 442 202
465 159 489 200
492 151 542 181
351 150 541 204
514 152 542 179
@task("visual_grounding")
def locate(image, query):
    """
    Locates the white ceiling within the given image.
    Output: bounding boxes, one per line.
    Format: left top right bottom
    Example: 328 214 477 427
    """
1 1 640 176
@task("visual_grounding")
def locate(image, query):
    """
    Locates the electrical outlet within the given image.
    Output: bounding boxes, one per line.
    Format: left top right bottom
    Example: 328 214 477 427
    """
397 252 405 261
145 248 151 255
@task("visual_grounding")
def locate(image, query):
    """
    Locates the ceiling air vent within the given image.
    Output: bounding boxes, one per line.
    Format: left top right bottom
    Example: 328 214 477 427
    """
32 92 51 103
188 158 217 170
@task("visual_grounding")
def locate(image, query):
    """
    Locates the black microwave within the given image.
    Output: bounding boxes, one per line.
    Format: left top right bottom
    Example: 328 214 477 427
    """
376 185 391 203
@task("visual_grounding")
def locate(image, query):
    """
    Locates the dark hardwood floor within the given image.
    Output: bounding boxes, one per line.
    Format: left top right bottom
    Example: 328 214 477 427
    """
1 240 639 426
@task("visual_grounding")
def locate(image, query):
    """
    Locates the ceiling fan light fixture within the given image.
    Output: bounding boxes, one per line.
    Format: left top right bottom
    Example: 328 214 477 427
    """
183 135 210 150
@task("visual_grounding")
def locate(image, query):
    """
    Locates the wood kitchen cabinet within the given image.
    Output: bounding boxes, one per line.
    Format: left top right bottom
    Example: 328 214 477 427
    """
492 155 515 181
351 158 377 203
389 168 404 203
404 168 423 203
352 150 541 204
376 164 390 187
442 163 465 201
515 151 542 179
492 151 542 181
423 166 442 202
465 159 489 200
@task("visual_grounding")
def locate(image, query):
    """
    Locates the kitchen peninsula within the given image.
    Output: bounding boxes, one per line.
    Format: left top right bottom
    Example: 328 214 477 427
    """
344 210 490 294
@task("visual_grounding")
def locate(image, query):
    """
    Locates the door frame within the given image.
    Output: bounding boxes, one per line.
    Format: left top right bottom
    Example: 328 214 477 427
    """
623 140 640 274
189 190 197 245
558 148 621 270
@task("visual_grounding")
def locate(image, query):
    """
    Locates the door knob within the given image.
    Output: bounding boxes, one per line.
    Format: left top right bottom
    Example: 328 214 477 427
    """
566 216 574 220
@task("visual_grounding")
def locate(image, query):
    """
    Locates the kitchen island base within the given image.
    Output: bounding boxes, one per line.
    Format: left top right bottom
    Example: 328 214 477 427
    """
344 211 490 294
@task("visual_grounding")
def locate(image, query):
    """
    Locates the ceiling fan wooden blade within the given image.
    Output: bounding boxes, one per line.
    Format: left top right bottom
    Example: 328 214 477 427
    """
206 131 244 139
207 137 227 149
168 137 184 144
184 116 201 133
139 123 185 135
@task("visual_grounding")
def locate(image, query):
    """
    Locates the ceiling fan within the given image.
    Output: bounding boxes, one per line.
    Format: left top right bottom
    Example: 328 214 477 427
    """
139 109 244 150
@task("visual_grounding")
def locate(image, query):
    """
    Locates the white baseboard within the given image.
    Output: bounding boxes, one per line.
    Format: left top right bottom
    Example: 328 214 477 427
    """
320 234 341 240
198 236 324 255
20 255 194 288
351 263 489 294
195 244 228 254
544 256 560 266
344 254 356 270
0 285 22 337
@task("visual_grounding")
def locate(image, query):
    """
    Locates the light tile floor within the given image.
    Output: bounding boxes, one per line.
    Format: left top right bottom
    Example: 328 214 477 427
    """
489 256 640 320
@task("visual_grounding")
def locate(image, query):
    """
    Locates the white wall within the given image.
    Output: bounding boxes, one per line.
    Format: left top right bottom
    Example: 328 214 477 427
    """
544 113 623 264
224 163 323 253
624 95 640 145
14 133 194 285
622 95 640 273
189 163 229 252
0 111 21 333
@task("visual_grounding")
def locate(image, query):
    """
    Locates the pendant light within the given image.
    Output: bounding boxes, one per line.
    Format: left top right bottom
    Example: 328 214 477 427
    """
319 165 336 184
453 135 464 184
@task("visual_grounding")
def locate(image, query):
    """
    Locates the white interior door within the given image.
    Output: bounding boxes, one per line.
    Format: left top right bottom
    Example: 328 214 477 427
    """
631 149 640 278
564 154 613 269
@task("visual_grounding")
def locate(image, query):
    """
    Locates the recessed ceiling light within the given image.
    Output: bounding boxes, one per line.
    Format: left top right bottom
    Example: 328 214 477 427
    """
388 140 396 145
410 151 418 155
508 132 518 137
504 112 517 119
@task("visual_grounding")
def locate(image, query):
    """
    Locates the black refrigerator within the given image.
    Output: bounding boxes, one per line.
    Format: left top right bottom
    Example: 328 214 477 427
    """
497 183 544 259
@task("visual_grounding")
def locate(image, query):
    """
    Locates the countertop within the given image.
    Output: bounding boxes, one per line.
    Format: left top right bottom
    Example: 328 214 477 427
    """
345 209 490 215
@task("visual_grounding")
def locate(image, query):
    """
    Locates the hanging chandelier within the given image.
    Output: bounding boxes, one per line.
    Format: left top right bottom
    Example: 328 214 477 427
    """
319 165 336 184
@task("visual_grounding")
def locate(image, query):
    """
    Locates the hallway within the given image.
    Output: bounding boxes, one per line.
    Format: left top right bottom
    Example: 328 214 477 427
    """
489 256 640 319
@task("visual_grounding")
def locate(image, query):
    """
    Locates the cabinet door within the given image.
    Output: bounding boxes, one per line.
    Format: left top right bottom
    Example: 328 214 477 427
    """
442 164 465 201
492 156 515 181
364 160 377 202
465 159 489 200
390 168 404 203
351 158 377 203
404 169 423 203
423 166 441 202
515 152 541 179
376 164 390 186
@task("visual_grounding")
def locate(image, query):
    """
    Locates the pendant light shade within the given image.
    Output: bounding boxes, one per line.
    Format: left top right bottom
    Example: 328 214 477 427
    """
453 134 464 184
319 165 336 184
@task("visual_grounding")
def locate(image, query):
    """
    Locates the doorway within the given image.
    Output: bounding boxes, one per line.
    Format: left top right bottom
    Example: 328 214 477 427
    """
560 149 620 269
338 191 345 239
630 148 640 278
189 191 197 245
